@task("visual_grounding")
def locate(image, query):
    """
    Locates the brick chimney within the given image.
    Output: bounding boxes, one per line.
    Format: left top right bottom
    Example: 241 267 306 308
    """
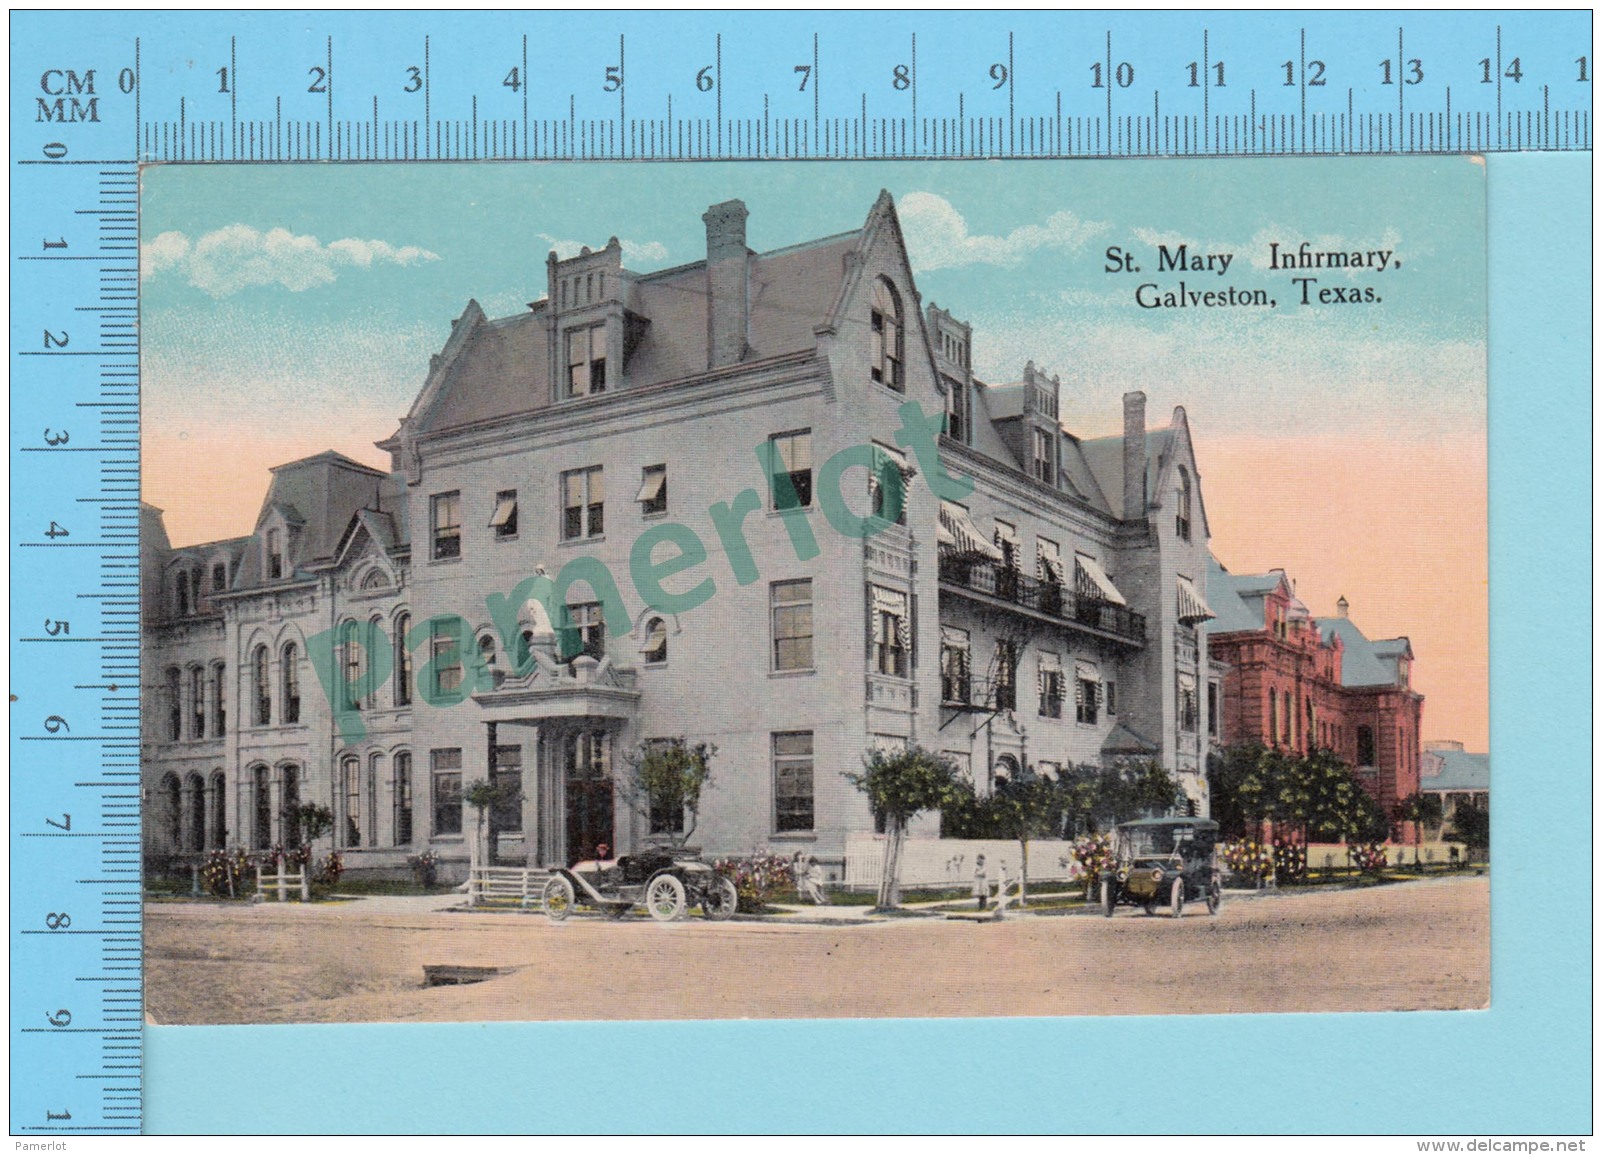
1122 390 1146 521
703 199 750 369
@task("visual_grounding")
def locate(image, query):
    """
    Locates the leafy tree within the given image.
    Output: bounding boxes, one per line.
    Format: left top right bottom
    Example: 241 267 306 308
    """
1448 801 1490 862
464 776 523 866
619 738 718 845
294 802 334 849
1210 744 1386 846
984 768 1067 906
846 745 966 910
1059 759 1182 837
1391 792 1444 857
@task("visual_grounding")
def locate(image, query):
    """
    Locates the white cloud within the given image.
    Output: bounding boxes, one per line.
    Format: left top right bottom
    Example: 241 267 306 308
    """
898 191 1109 272
141 225 439 296
535 233 670 265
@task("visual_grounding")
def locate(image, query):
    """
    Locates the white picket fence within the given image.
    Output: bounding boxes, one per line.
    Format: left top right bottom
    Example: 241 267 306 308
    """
843 835 1085 892
252 864 309 902
467 866 551 908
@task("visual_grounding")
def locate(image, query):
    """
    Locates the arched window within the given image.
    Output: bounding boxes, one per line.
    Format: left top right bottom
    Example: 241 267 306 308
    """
189 666 205 739
185 772 206 851
251 645 271 726
209 770 227 849
251 765 272 849
281 643 301 723
367 753 385 848
1176 466 1193 542
191 569 203 615
175 571 190 617
393 752 413 846
1357 725 1376 767
342 755 362 848
165 667 182 741
280 765 300 848
479 632 501 687
162 773 182 851
394 613 413 706
211 662 227 736
642 617 668 665
870 278 904 391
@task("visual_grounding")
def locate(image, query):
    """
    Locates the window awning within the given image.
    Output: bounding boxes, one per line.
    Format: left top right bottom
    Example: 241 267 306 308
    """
1039 553 1063 584
639 617 667 654
1075 659 1100 682
488 495 517 528
634 469 666 503
941 625 970 649
938 502 1004 560
1177 575 1216 624
1075 555 1128 606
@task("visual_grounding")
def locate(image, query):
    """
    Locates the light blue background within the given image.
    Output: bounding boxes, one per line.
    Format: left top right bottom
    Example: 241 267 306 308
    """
138 132 1590 1146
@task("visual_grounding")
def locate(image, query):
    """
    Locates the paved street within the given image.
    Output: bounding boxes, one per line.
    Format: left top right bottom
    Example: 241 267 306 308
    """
144 874 1487 1024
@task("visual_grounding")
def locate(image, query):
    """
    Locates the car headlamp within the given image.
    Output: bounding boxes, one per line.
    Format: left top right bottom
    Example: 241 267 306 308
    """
1151 868 1165 884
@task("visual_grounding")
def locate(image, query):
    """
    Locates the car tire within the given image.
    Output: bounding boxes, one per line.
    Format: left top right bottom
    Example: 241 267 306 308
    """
702 876 739 921
541 875 575 922
1206 876 1222 916
1100 879 1115 918
645 873 687 922
1170 877 1185 919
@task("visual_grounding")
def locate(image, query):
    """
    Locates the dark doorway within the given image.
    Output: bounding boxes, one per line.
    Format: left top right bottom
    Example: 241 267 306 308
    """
564 729 613 865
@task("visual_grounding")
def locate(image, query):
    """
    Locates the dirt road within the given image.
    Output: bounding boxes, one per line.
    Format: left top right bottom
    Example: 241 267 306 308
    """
144 875 1487 1024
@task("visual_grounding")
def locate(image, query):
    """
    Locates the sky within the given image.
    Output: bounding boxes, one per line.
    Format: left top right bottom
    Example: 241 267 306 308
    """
140 157 1487 748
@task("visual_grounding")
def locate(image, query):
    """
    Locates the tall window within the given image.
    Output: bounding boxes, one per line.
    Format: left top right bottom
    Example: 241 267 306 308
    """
868 444 908 526
773 731 815 832
1033 426 1056 485
771 579 814 671
1268 692 1279 746
393 752 414 845
431 623 463 697
189 667 205 739
870 278 904 391
394 613 413 706
251 646 270 726
431 749 463 836
1106 679 1117 716
164 667 182 741
994 640 1018 711
767 430 813 509
642 617 668 665
191 570 202 616
266 529 283 580
565 325 606 396
940 627 971 704
561 603 606 661
175 572 190 617
1208 683 1220 737
281 643 301 723
209 770 227 849
478 633 500 686
1075 666 1100 725
1176 466 1192 542
280 765 301 848
491 745 523 834
1178 673 1199 733
342 756 362 848
431 492 461 560
1038 653 1064 719
340 621 365 711
870 586 909 677
636 464 668 516
1356 725 1376 767
211 562 228 594
212 662 227 736
252 765 272 849
561 466 604 540
490 489 518 539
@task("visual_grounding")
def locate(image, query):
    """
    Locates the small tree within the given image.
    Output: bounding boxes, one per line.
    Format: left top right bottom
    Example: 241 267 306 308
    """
846 745 965 910
295 802 335 850
464 777 523 866
619 738 717 846
1448 800 1490 863
1391 792 1444 860
984 768 1066 907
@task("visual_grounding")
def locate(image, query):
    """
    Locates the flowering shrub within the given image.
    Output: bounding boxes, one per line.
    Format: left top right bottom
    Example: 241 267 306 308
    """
1349 842 1388 873
1221 841 1275 884
407 849 440 887
201 847 252 897
712 853 794 912
286 844 313 869
1071 834 1114 880
1272 837 1307 884
316 851 345 887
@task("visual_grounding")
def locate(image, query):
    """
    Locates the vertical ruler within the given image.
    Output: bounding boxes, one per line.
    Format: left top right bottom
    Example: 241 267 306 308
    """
10 35 144 1135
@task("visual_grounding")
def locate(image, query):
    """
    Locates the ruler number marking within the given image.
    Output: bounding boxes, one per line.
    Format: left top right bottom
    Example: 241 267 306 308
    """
404 66 422 94
44 430 70 446
794 64 811 92
1284 60 1327 86
45 521 71 539
1380 58 1423 86
308 66 328 94
44 330 69 349
1091 62 1135 89
503 67 522 93
45 813 72 831
44 715 71 734
43 236 67 251
44 913 71 931
1187 61 1225 87
46 1009 73 1028
603 64 622 92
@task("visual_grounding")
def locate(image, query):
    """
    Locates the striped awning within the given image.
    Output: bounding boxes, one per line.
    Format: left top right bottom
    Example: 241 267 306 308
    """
1075 554 1128 606
938 502 1004 560
1177 574 1216 624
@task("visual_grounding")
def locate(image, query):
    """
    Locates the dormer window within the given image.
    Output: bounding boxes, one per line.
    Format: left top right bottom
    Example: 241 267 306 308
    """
266 529 284 580
870 278 904 392
175 572 190 617
566 325 606 396
1033 427 1056 486
1176 466 1193 542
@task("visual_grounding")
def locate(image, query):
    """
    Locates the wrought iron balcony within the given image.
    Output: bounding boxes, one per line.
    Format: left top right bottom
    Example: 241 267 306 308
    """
938 547 1146 647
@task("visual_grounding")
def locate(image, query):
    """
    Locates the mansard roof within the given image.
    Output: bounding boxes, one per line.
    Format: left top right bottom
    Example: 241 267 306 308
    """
1316 615 1412 688
1205 555 1276 634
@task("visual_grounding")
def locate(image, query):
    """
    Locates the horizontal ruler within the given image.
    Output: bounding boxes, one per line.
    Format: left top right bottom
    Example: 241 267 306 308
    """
14 11 1595 162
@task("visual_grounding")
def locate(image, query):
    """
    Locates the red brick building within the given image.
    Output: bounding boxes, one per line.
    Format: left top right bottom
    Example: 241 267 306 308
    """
1205 556 1423 816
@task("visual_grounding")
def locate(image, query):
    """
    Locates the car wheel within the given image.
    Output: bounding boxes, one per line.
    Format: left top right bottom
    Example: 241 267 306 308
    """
1100 879 1115 918
702 876 739 921
541 875 575 922
1206 876 1222 915
645 873 687 922
1170 877 1185 919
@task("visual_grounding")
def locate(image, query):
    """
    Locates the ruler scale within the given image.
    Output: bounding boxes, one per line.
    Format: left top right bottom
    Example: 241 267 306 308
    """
7 8 1591 1137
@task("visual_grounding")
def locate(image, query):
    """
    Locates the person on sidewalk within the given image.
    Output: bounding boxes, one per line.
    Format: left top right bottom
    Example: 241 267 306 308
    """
973 854 990 911
803 854 829 904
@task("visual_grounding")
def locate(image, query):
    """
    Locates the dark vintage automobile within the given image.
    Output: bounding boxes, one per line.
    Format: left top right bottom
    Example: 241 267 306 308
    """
1099 817 1222 918
541 848 739 923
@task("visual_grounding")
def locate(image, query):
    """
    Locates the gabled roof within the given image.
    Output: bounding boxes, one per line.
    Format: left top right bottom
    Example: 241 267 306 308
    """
1315 616 1409 687
1205 554 1290 635
1421 749 1489 792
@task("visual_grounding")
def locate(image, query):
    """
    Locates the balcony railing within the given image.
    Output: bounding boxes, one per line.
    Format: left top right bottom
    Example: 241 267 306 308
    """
938 548 1146 646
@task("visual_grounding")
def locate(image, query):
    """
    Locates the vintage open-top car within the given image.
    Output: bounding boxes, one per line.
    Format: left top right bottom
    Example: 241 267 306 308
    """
541 847 739 923
1099 817 1222 918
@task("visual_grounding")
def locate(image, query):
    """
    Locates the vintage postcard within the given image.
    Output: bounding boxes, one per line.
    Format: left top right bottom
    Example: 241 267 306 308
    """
139 158 1488 1025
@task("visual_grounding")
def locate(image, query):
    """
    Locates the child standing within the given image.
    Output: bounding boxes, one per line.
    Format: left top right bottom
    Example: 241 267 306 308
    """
973 854 990 911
